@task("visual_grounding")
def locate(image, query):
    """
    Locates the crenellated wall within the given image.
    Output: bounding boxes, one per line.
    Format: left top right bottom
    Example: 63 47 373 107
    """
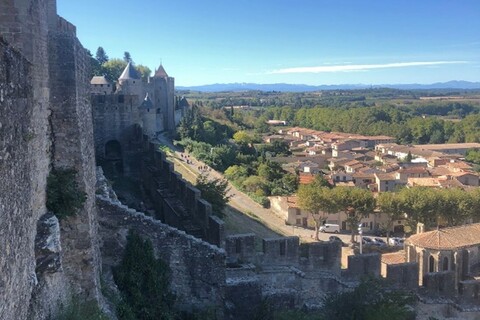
96 170 225 317
140 142 226 246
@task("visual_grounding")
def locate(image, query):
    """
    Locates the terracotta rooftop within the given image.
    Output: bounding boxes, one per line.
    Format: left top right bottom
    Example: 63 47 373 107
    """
375 173 397 180
299 174 316 185
438 178 467 189
381 251 406 265
429 167 453 177
413 143 480 150
286 196 299 207
407 177 441 187
406 224 480 250
398 167 429 174
446 161 473 170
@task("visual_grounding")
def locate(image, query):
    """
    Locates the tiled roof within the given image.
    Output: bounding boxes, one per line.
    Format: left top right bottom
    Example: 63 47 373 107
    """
381 251 406 265
299 173 316 185
398 167 429 174
406 223 480 250
375 173 397 181
407 177 441 187
429 167 453 177
119 62 140 80
154 64 168 78
446 161 473 170
286 196 299 207
90 75 110 85
413 143 480 150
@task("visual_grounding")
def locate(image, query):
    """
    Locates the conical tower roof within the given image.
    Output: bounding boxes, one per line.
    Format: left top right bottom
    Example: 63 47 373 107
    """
140 93 153 109
154 64 168 78
119 62 141 80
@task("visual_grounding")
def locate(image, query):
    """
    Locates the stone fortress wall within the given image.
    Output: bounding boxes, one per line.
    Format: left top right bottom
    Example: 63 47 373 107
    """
135 138 426 319
0 1 101 318
135 135 480 318
96 168 226 318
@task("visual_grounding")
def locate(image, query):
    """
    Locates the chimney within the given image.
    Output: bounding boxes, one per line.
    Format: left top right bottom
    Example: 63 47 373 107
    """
417 223 425 234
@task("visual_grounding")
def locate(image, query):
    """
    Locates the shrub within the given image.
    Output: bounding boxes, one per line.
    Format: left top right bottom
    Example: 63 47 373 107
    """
113 230 176 320
55 298 108 320
46 168 86 219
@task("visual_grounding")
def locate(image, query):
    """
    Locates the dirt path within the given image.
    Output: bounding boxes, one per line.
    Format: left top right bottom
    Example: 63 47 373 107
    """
155 135 353 244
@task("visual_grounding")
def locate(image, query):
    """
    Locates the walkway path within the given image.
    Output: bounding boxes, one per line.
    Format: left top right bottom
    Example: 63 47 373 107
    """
155 135 356 244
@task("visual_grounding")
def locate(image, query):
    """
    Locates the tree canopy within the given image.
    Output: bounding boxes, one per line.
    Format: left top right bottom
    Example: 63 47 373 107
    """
195 173 231 218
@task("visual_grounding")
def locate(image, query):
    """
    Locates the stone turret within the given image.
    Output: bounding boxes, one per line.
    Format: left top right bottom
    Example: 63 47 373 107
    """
139 93 162 137
150 63 175 132
116 62 143 96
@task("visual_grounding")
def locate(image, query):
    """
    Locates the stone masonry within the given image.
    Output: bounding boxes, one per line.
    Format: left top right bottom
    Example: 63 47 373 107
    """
0 1 101 318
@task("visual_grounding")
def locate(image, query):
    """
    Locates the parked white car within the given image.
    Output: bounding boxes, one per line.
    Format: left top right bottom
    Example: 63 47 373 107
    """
319 224 340 234
389 237 405 246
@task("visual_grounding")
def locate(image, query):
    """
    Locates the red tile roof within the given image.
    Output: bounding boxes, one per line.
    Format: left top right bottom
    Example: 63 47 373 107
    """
406 223 480 250
381 251 406 265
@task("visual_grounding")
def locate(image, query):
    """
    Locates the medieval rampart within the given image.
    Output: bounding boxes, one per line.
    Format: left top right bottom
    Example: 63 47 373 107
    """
0 1 101 318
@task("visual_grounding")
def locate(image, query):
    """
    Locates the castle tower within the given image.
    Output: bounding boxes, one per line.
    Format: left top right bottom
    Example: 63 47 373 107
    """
139 93 162 137
116 62 143 97
151 63 175 133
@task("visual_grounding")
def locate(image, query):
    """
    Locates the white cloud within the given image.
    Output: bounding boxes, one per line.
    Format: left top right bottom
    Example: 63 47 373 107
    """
270 61 468 74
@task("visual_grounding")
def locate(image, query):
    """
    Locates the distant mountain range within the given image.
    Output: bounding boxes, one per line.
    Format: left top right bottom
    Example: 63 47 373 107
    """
177 81 480 92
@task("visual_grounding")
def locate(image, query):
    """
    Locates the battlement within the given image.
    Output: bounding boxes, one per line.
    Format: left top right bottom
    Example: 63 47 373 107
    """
141 141 225 247
95 168 225 317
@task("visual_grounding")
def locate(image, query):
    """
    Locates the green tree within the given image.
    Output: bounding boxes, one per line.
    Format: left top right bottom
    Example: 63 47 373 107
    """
436 188 476 227
87 49 103 78
123 51 132 63
466 149 480 164
208 144 237 171
321 277 415 320
270 140 291 156
113 231 176 320
242 175 268 194
377 192 404 245
95 46 108 64
405 151 413 163
103 58 128 82
298 186 338 240
399 187 438 231
280 173 298 195
195 173 231 218
333 187 375 243
46 168 86 219
136 64 152 81
233 130 254 146
224 165 249 184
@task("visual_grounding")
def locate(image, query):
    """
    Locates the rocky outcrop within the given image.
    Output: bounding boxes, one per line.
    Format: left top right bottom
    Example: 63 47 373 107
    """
35 213 62 275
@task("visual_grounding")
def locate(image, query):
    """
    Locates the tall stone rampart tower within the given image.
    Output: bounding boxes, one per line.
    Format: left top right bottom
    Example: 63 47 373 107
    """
0 0 101 318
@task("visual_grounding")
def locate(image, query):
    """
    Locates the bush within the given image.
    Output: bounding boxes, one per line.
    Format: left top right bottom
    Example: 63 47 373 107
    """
46 168 86 219
55 298 108 320
113 230 176 320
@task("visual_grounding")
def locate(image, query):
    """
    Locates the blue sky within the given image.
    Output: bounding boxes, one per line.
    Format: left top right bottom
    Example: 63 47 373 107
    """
57 0 480 86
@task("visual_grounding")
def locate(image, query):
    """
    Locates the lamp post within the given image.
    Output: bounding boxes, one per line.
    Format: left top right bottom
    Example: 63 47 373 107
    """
358 223 363 254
